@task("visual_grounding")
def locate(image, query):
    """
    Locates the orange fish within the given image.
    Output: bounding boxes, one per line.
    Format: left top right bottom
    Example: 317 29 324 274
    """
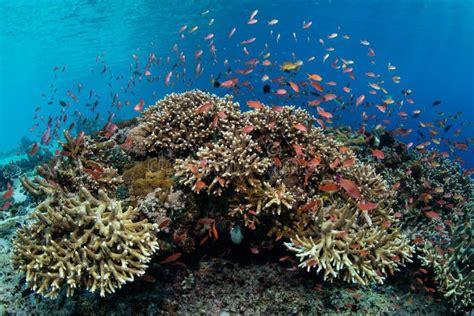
247 100 264 109
317 107 333 119
193 180 207 193
358 202 377 210
307 73 322 81
293 123 307 132
288 81 299 92
372 149 385 159
339 178 361 199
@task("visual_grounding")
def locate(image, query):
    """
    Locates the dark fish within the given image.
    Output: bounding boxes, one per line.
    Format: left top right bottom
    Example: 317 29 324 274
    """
213 81 221 88
263 84 271 94
444 124 453 132
59 101 67 107
432 100 441 106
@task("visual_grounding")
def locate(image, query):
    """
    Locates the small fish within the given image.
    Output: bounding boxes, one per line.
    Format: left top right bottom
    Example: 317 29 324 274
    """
302 21 313 29
319 183 339 192
339 178 361 199
268 19 279 25
195 102 214 113
358 202 377 210
159 252 182 264
134 99 145 112
288 81 299 92
293 123 307 132
372 149 385 159
228 27 236 38
242 124 255 134
355 95 365 106
220 78 238 88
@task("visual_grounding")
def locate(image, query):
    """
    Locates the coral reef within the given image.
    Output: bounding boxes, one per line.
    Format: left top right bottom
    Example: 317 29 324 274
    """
9 90 472 314
12 187 159 298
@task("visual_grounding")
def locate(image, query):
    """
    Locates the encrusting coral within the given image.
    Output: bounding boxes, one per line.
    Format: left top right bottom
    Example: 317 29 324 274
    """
12 187 159 298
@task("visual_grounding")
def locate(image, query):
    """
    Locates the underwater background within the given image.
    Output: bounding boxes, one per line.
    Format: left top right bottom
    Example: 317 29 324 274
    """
0 0 473 315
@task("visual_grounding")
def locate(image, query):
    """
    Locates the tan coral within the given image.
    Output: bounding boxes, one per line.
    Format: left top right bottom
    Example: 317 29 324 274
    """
12 187 159 298
174 131 272 196
126 90 243 156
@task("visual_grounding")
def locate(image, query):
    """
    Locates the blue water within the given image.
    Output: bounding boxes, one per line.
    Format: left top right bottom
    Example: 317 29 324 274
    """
1 0 473 166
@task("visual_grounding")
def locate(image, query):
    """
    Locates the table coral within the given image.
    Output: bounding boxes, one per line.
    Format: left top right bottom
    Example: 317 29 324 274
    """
12 187 159 298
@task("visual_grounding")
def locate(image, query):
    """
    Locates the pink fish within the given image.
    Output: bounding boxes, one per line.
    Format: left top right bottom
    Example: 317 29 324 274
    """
204 33 214 41
240 37 256 45
134 99 145 112
165 71 172 87
303 21 313 29
356 95 365 106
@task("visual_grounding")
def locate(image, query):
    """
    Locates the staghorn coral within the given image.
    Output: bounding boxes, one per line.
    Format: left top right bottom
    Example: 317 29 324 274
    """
174 131 272 196
419 201 473 311
12 187 159 298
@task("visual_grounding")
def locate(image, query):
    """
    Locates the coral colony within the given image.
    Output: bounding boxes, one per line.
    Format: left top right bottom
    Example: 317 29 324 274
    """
10 91 472 311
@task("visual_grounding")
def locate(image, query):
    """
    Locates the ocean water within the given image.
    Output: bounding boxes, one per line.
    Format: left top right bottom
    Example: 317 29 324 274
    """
0 0 473 314
1 0 473 166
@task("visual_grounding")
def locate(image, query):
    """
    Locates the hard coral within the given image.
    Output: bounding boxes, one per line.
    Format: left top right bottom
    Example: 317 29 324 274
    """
125 90 242 157
12 187 158 298
132 90 413 286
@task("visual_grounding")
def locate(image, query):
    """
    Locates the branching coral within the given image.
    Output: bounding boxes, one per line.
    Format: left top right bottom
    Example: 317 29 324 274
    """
125 90 243 156
12 187 159 298
419 201 473 310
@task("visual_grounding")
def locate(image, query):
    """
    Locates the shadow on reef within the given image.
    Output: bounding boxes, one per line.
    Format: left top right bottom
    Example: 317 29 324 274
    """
4 90 472 314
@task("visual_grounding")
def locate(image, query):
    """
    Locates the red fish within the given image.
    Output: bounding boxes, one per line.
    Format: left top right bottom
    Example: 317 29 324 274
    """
425 211 440 219
28 143 39 156
322 93 337 102
293 123 307 132
319 183 339 192
220 78 239 88
242 124 255 134
372 149 385 159
339 178 361 199
159 252 182 264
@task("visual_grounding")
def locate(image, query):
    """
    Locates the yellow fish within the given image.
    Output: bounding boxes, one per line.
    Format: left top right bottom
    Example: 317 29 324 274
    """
280 60 303 71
